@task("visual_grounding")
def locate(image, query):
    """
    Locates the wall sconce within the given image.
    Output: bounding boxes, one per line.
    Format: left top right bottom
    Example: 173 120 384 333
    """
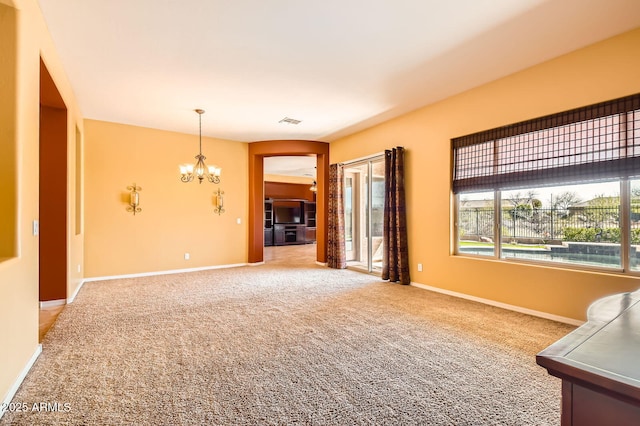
126 183 142 215
214 188 225 215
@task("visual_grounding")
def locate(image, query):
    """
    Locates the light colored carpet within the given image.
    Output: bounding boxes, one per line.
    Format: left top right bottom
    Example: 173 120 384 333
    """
2 262 574 425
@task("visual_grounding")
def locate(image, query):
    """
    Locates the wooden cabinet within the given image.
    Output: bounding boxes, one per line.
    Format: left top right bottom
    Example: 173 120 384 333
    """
304 202 316 244
305 227 316 243
265 199 316 246
537 289 640 425
274 224 305 245
264 228 273 247
264 200 273 246
305 202 316 227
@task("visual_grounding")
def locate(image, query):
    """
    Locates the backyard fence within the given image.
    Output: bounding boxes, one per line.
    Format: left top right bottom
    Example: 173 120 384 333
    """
458 206 640 244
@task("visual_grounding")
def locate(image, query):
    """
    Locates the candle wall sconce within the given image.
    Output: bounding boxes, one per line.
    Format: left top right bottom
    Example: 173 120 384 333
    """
126 183 142 215
214 188 225 215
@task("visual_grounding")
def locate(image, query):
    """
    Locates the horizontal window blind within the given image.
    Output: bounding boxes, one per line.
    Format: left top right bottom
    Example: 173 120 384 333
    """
452 94 640 193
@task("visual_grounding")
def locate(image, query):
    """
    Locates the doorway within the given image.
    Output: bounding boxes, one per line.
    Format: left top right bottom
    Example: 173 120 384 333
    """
39 59 68 304
344 156 385 273
263 155 317 265
248 140 329 264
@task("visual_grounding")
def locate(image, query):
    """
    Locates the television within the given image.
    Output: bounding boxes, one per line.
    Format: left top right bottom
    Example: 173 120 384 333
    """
275 206 302 224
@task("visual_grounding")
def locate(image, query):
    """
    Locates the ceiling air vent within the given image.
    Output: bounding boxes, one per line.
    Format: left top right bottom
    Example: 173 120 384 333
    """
279 117 302 125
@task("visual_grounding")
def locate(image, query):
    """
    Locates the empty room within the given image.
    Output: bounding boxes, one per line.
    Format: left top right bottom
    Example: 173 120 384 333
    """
2 0 640 424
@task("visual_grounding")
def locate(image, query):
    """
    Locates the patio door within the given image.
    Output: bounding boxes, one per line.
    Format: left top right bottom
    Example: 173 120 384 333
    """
344 156 385 272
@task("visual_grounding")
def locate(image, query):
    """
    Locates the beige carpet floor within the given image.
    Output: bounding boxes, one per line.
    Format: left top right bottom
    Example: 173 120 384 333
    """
2 261 574 425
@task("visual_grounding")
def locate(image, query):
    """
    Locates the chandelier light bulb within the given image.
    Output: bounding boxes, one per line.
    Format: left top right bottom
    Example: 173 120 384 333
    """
180 109 221 184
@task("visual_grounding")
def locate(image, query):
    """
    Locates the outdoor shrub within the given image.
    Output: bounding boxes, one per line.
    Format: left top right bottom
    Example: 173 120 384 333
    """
603 228 621 243
562 227 597 242
562 227 621 243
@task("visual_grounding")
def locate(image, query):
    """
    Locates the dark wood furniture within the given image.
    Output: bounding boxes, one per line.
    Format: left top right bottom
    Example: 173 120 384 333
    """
264 198 316 246
304 202 316 243
274 224 305 245
264 200 274 246
537 289 640 425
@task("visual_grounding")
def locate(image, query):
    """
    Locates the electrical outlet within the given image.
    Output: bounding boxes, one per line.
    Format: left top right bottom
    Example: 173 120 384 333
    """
32 220 39 236
237 217 241 225
184 253 190 260
417 263 423 272
77 264 81 273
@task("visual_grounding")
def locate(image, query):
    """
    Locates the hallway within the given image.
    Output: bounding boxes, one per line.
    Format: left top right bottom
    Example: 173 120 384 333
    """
264 244 317 266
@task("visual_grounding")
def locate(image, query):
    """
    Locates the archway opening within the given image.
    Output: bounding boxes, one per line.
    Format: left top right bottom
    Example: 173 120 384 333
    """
248 140 329 264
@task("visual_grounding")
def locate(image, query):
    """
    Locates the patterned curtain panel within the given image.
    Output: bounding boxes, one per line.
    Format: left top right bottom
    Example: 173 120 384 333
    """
327 163 346 269
383 147 410 284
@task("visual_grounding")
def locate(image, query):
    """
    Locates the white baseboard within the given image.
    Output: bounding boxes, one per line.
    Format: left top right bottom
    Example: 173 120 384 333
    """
315 261 328 267
410 281 584 327
67 279 86 304
0 344 42 420
248 262 265 266
82 262 248 283
39 299 65 309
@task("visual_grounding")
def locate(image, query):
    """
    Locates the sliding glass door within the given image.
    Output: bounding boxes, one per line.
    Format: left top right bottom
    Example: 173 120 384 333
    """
344 156 385 272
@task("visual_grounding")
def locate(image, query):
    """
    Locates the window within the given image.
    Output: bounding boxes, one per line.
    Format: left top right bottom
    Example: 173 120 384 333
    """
631 179 640 272
457 191 495 256
500 182 621 268
453 94 640 272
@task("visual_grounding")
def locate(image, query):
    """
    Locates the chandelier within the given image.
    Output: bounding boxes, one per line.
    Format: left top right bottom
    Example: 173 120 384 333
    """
180 109 221 184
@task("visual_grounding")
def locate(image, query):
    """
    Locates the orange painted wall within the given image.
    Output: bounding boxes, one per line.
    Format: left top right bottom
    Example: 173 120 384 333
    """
1 0 84 406
0 2 17 260
265 182 316 202
330 28 640 322
39 105 67 301
84 120 248 277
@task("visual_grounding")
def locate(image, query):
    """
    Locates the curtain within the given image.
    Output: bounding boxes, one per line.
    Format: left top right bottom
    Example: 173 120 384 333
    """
327 163 346 269
383 147 410 284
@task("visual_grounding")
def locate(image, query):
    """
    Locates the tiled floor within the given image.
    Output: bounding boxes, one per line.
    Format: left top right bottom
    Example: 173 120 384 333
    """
264 243 317 265
39 304 65 342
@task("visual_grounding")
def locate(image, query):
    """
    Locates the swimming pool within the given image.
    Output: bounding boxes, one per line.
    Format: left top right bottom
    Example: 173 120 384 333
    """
459 246 628 269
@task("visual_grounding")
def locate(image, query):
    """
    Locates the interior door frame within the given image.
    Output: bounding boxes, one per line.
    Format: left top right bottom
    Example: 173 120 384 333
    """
248 140 329 264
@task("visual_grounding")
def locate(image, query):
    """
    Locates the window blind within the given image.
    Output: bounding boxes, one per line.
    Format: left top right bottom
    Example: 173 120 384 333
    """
452 94 640 193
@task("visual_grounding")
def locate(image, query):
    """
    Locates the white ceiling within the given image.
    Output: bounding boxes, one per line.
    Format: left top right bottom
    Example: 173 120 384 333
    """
38 0 640 143
263 156 317 178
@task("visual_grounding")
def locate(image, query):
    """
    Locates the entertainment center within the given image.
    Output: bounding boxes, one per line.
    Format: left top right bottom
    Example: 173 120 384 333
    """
264 199 316 246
